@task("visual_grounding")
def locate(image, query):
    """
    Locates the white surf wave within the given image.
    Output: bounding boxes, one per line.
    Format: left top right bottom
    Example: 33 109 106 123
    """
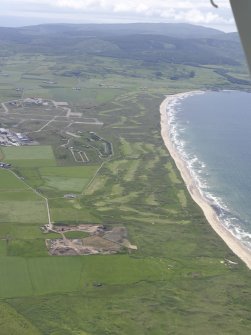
165 90 251 250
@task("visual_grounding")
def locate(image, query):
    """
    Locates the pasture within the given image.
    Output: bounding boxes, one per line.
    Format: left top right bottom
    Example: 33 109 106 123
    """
0 201 48 224
50 203 100 224
0 223 59 240
0 302 40 335
0 169 28 190
0 170 48 224
0 255 171 298
2 145 55 160
2 146 56 167
42 176 86 192
38 165 99 193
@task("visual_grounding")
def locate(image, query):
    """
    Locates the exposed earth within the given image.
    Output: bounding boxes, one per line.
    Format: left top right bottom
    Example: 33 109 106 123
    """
43 224 137 255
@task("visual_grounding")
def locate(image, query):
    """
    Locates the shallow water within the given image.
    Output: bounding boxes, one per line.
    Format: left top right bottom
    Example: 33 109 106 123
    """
167 90 251 248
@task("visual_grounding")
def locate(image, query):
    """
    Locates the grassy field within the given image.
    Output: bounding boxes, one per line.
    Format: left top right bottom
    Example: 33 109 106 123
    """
2 146 55 160
2 146 56 167
0 302 41 335
39 166 99 193
0 170 48 224
0 200 47 223
0 255 171 298
0 50 250 335
0 223 59 240
0 169 28 189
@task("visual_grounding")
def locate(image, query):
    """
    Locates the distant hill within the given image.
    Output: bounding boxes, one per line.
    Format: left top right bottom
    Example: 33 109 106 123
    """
0 23 245 66
19 23 224 39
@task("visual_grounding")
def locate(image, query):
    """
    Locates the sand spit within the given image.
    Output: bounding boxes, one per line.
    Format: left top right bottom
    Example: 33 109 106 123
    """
160 92 251 269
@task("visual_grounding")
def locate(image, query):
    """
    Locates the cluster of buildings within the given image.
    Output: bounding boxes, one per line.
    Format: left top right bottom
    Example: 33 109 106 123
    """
0 128 32 146
0 162 11 169
23 98 49 106
43 81 56 85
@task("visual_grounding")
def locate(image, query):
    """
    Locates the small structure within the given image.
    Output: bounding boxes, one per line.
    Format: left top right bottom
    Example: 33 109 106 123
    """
64 194 77 199
0 162 11 168
0 128 8 135
24 97 44 105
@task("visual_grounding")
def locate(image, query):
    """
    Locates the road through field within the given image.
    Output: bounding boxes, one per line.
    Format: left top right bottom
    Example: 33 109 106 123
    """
1 102 9 114
9 170 52 228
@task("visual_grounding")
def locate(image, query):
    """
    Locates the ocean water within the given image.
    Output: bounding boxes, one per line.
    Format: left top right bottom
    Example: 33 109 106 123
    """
167 90 251 249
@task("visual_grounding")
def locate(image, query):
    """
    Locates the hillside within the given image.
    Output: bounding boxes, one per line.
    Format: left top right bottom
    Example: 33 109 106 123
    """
0 23 245 66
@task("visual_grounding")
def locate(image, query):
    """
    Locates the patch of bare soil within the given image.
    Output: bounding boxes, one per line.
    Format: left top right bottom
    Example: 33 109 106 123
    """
42 224 104 235
44 224 137 256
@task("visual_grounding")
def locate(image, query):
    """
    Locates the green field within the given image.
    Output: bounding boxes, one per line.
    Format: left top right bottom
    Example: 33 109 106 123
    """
2 146 55 160
0 190 41 201
0 200 47 224
0 170 28 190
1 146 56 167
50 203 100 224
39 166 99 192
0 224 59 240
39 166 98 177
0 302 40 335
0 170 48 224
0 255 170 298
43 176 88 192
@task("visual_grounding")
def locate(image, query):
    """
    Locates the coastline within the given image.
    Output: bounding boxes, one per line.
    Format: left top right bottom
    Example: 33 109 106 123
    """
160 92 251 269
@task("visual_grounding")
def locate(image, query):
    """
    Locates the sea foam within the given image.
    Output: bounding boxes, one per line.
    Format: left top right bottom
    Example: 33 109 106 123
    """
165 90 251 250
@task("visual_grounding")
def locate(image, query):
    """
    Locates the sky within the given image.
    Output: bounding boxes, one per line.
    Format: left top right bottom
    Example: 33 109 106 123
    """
0 0 236 32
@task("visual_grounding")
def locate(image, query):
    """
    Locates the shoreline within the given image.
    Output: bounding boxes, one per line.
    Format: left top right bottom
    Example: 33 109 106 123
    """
160 92 251 269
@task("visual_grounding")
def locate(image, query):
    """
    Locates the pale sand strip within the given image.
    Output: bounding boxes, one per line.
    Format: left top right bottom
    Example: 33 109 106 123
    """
160 93 251 269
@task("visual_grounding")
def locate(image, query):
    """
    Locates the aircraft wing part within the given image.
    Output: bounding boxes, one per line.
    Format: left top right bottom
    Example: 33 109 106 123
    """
229 0 251 73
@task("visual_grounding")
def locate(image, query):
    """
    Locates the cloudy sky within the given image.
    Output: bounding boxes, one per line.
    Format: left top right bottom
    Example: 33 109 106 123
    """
1 0 236 32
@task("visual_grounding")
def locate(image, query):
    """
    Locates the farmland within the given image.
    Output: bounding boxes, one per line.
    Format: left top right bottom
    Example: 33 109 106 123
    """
0 23 250 334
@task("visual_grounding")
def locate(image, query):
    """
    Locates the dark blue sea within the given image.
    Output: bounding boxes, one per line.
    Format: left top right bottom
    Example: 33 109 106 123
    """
167 90 251 249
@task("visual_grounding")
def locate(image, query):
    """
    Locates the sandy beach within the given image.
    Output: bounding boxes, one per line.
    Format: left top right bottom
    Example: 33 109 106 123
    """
160 92 251 269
